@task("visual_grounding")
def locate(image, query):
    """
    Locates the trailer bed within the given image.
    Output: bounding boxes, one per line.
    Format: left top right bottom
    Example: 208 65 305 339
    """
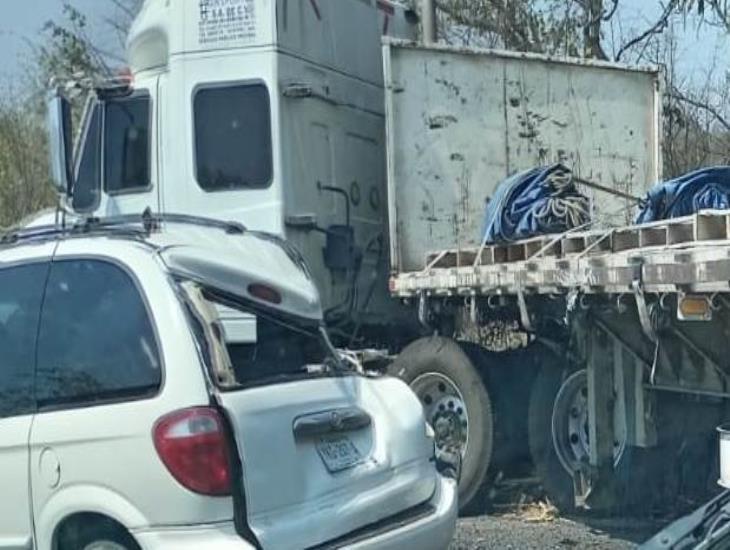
390 210 730 297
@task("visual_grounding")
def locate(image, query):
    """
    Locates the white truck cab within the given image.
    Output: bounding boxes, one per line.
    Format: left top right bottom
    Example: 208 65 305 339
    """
64 0 416 340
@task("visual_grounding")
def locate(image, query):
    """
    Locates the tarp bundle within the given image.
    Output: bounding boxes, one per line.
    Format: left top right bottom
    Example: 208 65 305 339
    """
482 164 590 244
636 166 730 224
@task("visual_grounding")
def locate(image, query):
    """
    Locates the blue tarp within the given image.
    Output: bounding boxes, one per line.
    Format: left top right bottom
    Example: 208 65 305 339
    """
636 166 730 224
482 164 590 244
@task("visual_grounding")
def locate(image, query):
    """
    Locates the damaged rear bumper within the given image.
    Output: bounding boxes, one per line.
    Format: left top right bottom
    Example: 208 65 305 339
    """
132 476 457 550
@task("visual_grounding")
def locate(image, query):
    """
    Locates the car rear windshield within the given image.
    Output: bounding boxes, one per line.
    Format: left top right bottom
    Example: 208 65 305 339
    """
183 289 334 388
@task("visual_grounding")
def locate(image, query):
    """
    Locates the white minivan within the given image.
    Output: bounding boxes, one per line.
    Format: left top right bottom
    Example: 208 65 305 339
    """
0 215 457 550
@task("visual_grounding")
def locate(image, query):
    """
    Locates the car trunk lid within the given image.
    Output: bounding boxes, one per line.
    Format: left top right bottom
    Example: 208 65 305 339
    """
216 375 437 549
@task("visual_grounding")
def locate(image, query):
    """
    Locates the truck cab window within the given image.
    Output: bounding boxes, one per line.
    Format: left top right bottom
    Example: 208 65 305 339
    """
194 83 272 191
72 104 101 212
104 95 151 194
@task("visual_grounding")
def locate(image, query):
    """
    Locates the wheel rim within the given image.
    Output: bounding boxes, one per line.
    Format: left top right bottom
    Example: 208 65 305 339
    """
83 542 127 550
411 372 469 458
551 370 626 476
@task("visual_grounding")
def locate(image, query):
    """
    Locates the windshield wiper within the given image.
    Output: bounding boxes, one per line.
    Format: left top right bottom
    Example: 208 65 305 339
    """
641 490 730 550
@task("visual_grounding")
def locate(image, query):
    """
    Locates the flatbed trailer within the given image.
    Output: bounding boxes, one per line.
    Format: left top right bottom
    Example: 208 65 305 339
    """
382 39 728 513
392 210 730 297
389 210 730 512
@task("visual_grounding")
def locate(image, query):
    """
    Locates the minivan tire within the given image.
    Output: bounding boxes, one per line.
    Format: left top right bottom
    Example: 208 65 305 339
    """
389 336 494 514
60 522 139 550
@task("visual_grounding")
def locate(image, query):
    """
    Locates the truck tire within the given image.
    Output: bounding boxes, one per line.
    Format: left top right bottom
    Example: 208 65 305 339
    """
389 337 493 513
527 361 575 510
528 362 637 514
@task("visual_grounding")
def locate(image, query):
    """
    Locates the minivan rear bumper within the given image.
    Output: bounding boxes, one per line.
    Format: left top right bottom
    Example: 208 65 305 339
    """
132 476 457 550
334 475 458 550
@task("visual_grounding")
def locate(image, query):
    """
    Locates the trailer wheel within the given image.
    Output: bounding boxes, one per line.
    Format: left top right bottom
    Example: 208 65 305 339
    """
529 364 634 513
528 362 575 510
389 337 493 513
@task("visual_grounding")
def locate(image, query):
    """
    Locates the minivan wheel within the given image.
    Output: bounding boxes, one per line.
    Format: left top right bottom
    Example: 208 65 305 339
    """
82 542 129 550
389 337 494 514
59 522 139 550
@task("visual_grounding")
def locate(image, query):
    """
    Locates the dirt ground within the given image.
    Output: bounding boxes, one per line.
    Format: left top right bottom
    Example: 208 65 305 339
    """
450 511 665 549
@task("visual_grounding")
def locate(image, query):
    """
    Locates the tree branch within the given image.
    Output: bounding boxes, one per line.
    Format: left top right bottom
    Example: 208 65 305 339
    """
615 0 677 61
671 87 730 132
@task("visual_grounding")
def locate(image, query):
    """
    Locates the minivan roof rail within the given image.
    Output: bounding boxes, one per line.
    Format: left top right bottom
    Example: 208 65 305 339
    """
0 209 311 278
1 210 247 246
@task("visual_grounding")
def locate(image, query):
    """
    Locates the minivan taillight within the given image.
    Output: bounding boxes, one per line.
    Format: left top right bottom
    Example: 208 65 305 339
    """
153 407 232 496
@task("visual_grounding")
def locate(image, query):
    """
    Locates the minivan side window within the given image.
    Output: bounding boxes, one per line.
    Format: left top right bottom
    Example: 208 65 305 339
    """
36 260 161 408
194 83 273 191
105 95 151 194
0 263 48 418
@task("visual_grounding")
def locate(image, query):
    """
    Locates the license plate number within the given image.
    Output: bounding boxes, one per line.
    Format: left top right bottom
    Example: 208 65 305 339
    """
316 436 363 473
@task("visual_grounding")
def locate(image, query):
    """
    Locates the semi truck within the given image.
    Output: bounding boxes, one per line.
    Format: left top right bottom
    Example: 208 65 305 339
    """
44 0 722 515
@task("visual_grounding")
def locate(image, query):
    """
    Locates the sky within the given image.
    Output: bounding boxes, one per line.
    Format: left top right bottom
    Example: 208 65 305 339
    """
0 0 727 87
0 0 121 84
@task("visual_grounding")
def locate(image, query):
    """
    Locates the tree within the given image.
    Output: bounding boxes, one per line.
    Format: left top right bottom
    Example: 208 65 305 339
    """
0 96 56 229
419 0 730 179
0 0 144 228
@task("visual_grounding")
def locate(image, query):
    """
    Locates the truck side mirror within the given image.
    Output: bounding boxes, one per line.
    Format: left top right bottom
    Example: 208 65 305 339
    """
46 89 74 195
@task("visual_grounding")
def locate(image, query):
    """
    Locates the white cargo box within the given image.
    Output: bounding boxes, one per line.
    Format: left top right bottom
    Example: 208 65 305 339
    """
383 40 662 273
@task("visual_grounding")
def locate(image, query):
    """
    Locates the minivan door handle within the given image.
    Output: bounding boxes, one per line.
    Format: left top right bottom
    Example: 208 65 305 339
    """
293 407 371 440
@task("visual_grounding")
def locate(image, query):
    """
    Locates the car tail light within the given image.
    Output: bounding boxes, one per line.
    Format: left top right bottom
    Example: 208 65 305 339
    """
153 407 232 496
248 283 282 305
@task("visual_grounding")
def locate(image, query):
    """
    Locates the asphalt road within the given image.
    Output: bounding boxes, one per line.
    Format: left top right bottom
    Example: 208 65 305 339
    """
450 513 665 549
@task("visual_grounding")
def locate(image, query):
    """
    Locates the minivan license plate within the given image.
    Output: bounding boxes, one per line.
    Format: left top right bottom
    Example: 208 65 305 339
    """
316 436 363 473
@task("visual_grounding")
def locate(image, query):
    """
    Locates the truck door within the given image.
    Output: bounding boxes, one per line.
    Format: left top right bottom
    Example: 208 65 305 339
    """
0 257 50 550
73 78 160 217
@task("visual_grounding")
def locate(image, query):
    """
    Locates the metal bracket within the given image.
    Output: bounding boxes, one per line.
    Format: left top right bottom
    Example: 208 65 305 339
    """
631 261 662 385
516 287 534 333
469 294 478 324
631 262 658 345
572 464 594 509
418 291 431 331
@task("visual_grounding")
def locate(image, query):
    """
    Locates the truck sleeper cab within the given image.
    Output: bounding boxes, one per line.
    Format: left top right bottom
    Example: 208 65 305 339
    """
66 0 417 343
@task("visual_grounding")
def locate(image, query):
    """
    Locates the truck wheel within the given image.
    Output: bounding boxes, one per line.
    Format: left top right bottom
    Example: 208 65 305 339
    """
389 337 493 513
528 362 575 510
529 365 633 513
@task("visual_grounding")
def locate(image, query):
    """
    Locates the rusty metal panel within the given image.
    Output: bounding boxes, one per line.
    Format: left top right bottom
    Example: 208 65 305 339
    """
384 40 662 273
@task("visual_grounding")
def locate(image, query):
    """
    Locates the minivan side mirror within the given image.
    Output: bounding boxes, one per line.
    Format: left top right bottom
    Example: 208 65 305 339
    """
46 89 74 195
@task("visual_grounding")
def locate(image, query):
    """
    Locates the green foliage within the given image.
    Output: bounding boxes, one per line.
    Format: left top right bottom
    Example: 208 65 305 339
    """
430 0 606 58
37 4 107 87
0 98 56 228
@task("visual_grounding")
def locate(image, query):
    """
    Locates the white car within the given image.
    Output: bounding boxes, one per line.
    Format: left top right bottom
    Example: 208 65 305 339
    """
0 215 457 550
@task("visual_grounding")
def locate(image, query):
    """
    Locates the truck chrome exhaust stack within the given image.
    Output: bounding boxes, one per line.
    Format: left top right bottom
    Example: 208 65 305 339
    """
422 0 437 44
719 425 730 488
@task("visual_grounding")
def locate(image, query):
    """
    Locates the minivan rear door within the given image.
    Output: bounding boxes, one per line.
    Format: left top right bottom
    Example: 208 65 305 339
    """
217 366 438 549
161 232 440 548
177 286 438 550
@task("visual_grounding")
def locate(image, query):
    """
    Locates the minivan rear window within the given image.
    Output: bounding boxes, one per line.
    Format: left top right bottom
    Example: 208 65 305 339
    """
226 314 328 385
36 260 161 407
182 286 335 388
